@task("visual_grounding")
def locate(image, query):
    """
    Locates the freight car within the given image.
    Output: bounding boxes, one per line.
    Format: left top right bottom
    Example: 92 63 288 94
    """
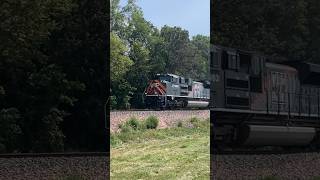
144 73 210 109
210 45 320 149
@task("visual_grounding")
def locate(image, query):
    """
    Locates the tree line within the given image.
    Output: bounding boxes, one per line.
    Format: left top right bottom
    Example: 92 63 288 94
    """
212 0 320 63
110 0 210 109
0 0 107 153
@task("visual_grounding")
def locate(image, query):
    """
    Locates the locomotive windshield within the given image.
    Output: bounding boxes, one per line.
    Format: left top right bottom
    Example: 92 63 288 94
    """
156 75 171 82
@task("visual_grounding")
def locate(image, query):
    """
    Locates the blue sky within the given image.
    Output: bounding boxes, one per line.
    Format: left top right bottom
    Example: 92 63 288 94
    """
119 0 210 38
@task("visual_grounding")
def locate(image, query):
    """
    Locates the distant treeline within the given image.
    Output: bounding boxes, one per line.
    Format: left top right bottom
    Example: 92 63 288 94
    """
212 0 320 63
0 0 107 153
111 0 210 109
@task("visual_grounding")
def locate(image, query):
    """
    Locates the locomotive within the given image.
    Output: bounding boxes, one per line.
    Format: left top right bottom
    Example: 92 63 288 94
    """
210 44 320 149
144 73 210 109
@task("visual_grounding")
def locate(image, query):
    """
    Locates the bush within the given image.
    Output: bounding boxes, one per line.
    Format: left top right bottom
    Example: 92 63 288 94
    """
177 121 183 127
119 117 142 133
190 117 201 128
110 96 117 109
126 117 140 130
144 116 159 129
110 134 121 147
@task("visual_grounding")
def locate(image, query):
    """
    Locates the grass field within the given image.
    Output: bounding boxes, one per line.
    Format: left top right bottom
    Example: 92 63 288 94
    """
110 118 210 180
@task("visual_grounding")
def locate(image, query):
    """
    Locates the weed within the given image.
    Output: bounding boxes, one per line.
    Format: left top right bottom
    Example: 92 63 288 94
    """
190 117 201 128
144 116 159 129
126 116 140 130
119 117 142 133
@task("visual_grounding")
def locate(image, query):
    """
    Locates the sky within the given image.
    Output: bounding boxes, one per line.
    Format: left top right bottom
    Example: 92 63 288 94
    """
119 0 210 38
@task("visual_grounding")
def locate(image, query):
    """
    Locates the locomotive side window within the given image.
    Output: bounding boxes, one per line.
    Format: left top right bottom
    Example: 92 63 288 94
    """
159 75 171 82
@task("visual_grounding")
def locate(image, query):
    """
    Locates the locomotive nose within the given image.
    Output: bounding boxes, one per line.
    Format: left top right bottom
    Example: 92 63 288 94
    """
145 80 166 95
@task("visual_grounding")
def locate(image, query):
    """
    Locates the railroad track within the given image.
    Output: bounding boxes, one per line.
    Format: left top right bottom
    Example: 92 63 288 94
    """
0 152 109 158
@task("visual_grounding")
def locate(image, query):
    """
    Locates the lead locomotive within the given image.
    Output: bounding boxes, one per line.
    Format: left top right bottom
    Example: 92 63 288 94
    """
210 45 320 148
144 73 210 109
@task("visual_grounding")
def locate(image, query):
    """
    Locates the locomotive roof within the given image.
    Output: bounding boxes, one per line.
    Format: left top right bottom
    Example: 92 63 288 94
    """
156 73 181 78
266 62 297 73
166 73 181 78
284 61 320 85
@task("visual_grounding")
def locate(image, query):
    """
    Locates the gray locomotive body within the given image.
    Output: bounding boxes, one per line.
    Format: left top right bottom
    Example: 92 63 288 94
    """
144 73 210 109
211 45 320 148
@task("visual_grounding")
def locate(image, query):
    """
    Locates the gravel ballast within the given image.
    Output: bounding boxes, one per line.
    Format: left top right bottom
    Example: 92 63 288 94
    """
0 156 108 180
110 110 209 132
212 153 320 180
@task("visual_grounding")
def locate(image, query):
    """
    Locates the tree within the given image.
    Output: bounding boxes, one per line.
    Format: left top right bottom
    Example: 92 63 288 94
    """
212 0 311 62
0 0 108 152
191 35 210 80
121 1 154 108
0 108 22 153
110 32 133 82
160 26 191 75
110 32 134 109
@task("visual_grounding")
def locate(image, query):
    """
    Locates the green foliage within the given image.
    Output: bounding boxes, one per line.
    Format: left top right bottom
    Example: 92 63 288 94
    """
190 117 203 128
112 117 209 148
33 108 65 152
110 32 133 82
121 117 140 132
110 96 118 109
126 117 140 130
111 119 210 179
0 108 22 153
144 116 159 129
212 0 320 63
177 121 183 128
110 0 210 109
0 0 108 152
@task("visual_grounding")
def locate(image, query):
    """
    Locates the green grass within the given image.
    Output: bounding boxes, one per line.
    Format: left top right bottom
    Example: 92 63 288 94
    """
111 118 210 180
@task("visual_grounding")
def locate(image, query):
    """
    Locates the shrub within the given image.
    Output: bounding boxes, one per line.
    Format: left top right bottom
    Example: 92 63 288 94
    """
190 117 201 128
177 121 183 127
144 116 159 129
119 117 144 133
110 96 117 109
110 134 121 147
126 117 140 130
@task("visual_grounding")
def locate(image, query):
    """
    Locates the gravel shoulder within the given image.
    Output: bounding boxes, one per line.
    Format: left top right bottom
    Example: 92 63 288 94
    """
0 156 109 180
110 110 209 133
212 153 320 180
